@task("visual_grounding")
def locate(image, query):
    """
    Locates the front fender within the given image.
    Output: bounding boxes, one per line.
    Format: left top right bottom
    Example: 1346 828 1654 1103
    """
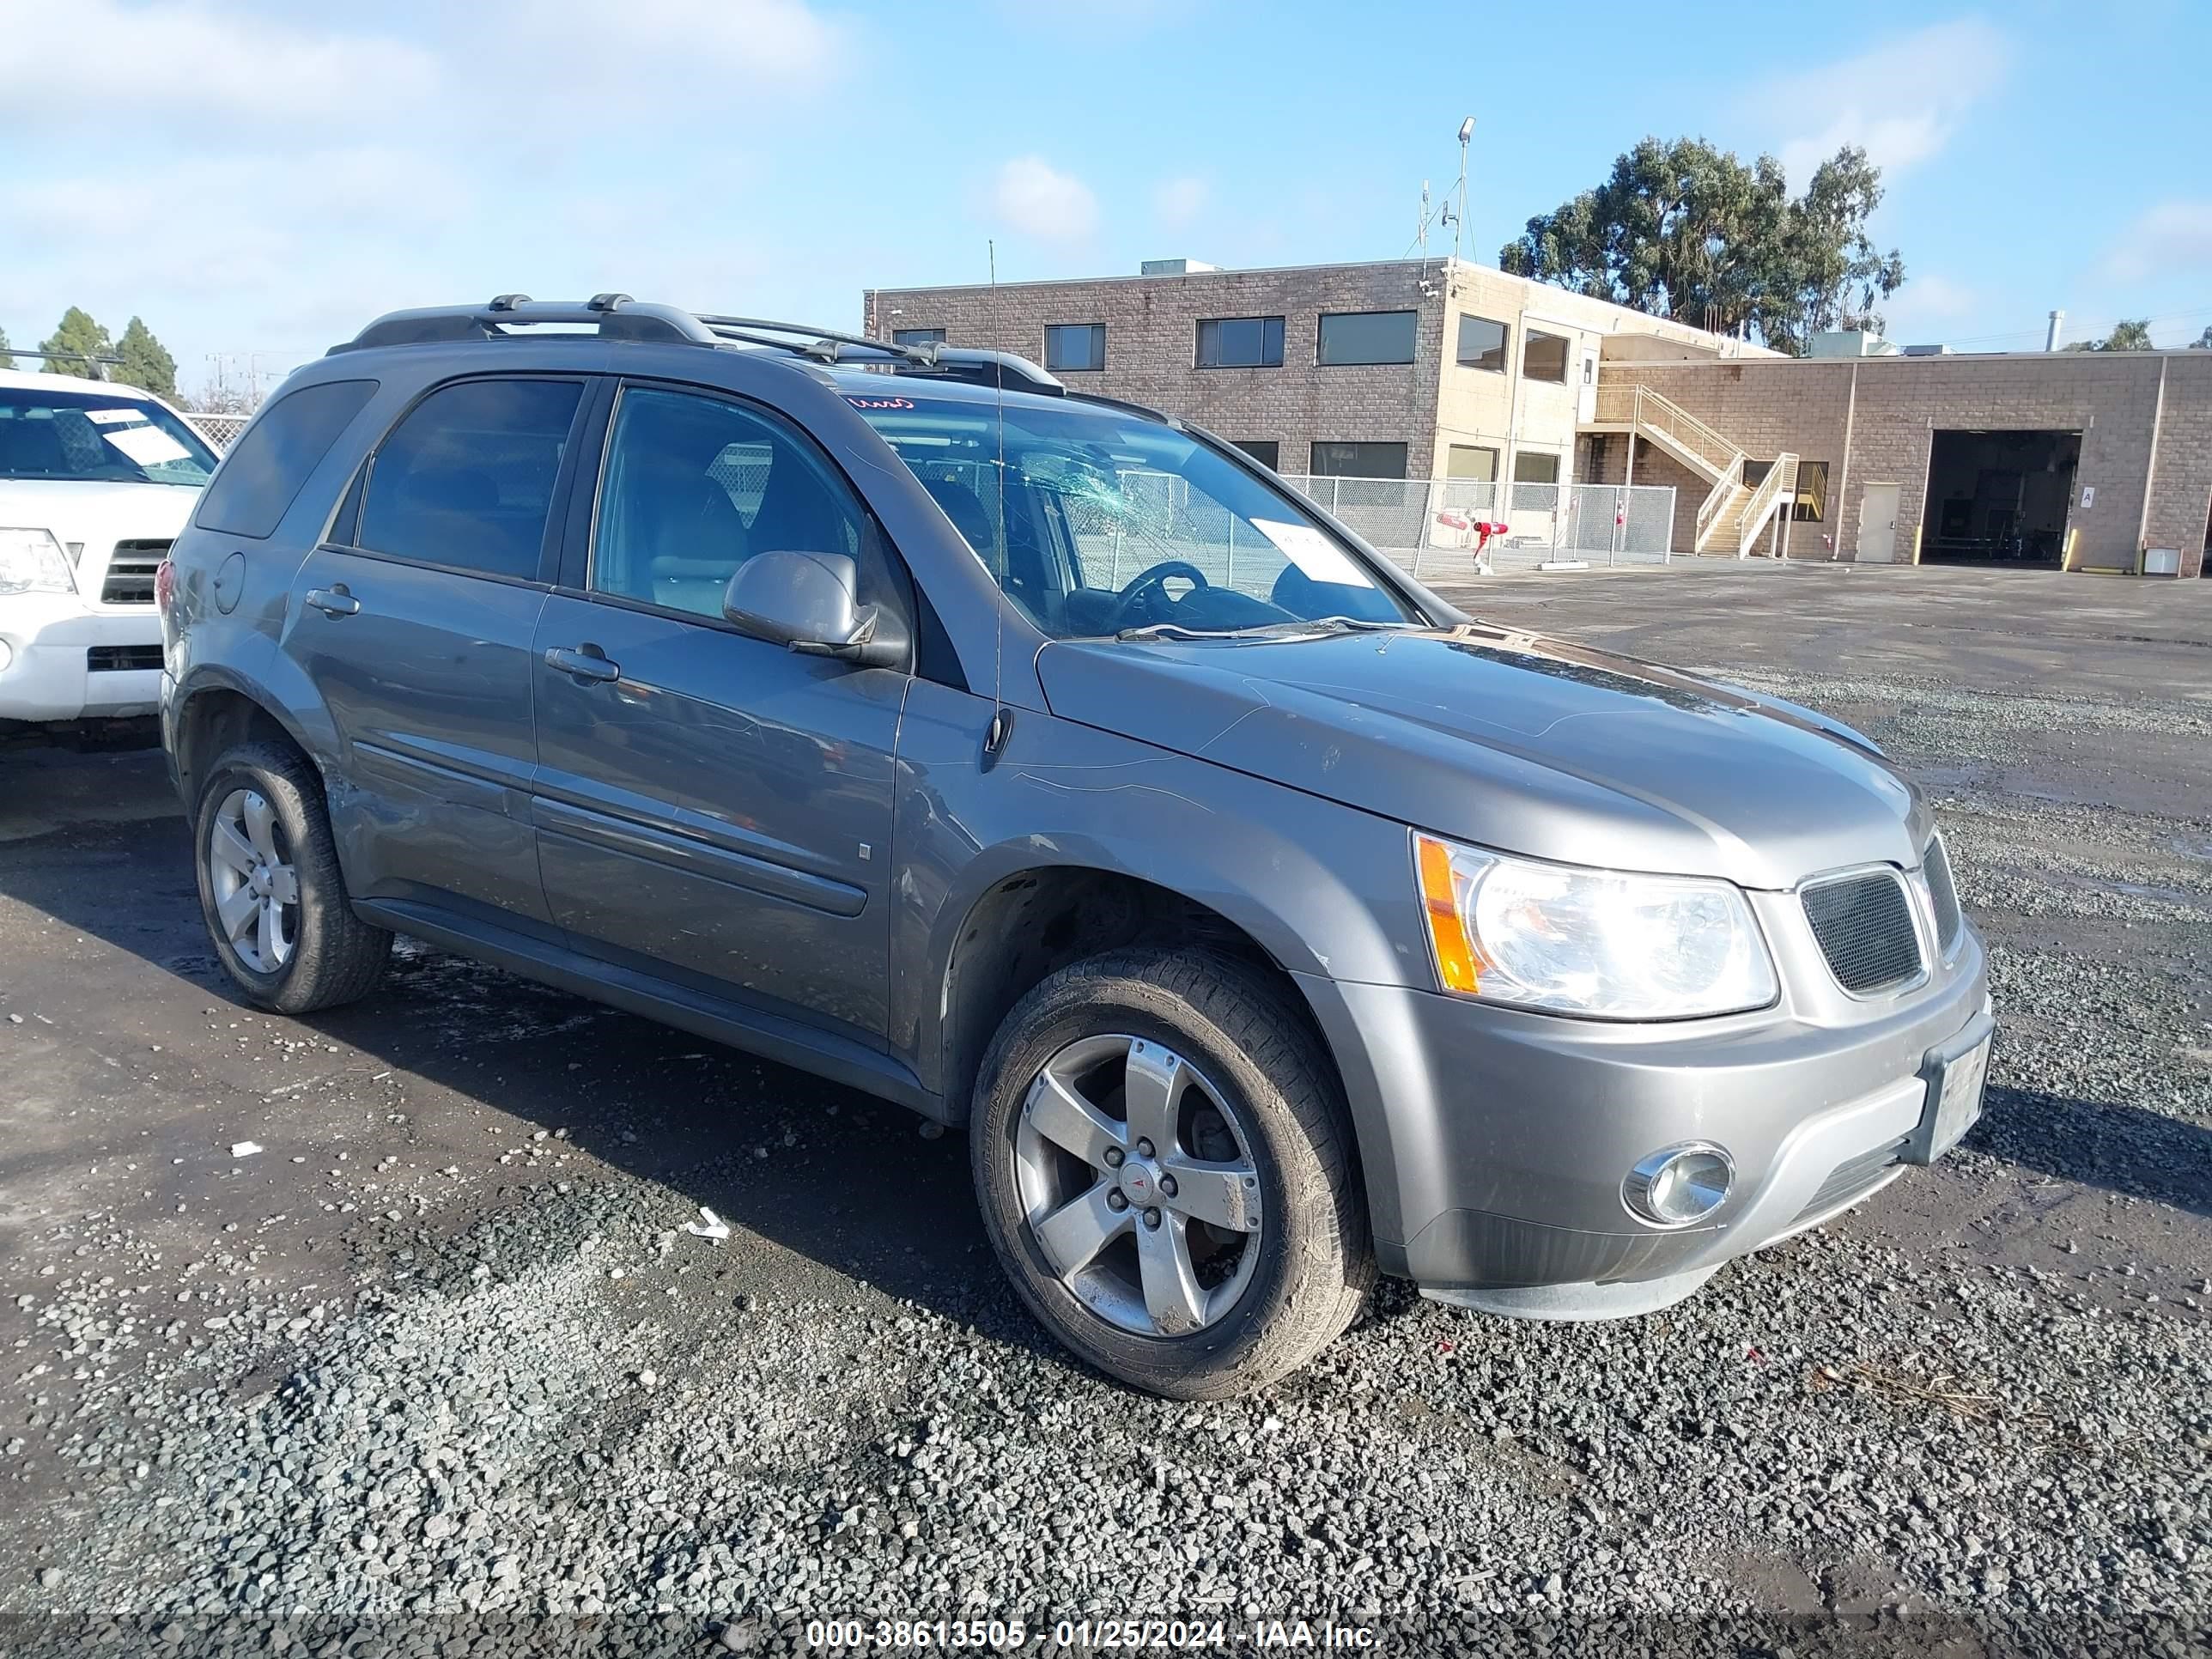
889 681 1432 1235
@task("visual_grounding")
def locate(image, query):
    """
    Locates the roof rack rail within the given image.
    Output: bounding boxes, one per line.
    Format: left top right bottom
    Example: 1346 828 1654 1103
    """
692 314 942 367
331 295 720 353
326 295 1066 394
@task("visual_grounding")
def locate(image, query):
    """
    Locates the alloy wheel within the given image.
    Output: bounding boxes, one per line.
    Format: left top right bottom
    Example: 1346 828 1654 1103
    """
206 787 300 974
1012 1032 1264 1338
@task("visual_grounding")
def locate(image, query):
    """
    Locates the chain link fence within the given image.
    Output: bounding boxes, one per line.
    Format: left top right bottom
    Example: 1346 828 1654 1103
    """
187 413 251 449
1279 477 1679 580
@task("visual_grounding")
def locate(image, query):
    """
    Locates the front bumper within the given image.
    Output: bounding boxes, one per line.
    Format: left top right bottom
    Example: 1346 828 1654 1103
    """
1295 923 1991 1316
0 595 162 723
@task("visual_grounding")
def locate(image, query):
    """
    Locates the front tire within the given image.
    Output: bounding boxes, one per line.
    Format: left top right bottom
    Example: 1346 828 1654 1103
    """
192 739 391 1013
970 948 1371 1398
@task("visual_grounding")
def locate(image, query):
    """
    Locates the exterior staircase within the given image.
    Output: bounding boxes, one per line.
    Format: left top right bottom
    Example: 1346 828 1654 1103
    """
1585 384 1799 556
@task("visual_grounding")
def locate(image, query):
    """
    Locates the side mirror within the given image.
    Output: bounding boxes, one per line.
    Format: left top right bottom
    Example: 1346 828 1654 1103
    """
722 551 906 668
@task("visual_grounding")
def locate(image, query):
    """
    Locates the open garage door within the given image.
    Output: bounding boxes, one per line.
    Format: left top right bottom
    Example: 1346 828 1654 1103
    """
1920 429 2080 566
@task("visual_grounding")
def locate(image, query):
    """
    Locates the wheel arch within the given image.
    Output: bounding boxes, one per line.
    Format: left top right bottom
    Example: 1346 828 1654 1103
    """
931 855 1361 1137
170 671 319 812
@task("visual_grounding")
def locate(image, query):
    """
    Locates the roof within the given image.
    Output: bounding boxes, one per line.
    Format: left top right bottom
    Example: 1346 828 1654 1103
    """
867 255 1455 295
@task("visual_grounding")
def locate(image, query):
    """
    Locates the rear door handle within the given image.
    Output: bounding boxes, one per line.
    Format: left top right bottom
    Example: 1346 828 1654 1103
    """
305 585 360 618
544 643 621 684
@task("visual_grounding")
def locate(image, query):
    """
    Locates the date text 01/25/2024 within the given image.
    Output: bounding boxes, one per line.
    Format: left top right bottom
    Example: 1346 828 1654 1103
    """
802 1618 1380 1650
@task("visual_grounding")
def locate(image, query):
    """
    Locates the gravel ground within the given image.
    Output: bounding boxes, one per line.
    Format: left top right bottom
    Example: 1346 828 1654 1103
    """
1 564 2207 1657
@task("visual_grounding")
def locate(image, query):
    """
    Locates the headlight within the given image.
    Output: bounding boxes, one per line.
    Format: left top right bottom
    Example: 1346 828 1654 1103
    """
0 528 76 597
1413 831 1778 1019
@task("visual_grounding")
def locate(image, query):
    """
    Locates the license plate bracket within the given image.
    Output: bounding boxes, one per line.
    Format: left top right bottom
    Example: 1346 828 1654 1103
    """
1905 1012 1996 1165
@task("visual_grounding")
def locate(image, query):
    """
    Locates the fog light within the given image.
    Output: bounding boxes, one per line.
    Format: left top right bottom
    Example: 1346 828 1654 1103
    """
1623 1144 1734 1228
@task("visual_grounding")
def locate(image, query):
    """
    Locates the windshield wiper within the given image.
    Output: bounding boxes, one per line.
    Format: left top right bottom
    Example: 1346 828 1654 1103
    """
1304 614 1408 632
1114 622 1246 641
1115 616 1412 643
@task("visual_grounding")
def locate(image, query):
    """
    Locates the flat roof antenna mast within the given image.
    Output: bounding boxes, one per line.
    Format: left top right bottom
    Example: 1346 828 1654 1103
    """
1452 116 1474 265
1414 180 1439 297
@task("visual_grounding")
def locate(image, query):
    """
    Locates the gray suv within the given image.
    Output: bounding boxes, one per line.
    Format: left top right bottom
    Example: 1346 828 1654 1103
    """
159 296 1993 1398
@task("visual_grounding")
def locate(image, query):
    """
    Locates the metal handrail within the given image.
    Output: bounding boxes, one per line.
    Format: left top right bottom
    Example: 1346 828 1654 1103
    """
1733 454 1799 556
1693 454 1746 550
1594 384 1745 480
1632 386 1741 476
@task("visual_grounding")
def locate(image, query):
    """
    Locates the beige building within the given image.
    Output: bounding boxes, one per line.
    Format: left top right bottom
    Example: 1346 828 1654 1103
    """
865 258 2211 579
862 257 1768 488
1589 346 2212 576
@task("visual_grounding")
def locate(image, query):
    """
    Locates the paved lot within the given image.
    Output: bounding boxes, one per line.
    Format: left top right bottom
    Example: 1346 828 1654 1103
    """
1 563 2208 1656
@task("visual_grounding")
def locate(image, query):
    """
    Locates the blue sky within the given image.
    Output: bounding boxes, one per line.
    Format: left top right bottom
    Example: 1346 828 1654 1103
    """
3 0 2208 398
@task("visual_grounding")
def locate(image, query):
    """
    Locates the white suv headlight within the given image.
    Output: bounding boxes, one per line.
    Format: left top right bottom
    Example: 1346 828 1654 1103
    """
0 528 76 597
1413 831 1778 1019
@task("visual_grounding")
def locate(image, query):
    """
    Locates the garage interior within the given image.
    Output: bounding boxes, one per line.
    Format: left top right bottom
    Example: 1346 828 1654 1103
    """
1919 428 2080 565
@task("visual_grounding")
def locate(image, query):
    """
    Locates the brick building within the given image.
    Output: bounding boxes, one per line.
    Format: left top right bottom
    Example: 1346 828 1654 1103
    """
865 258 2211 578
862 257 1766 488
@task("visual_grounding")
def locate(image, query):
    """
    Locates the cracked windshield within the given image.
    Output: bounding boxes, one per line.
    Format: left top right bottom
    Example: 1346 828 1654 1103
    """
849 392 1416 639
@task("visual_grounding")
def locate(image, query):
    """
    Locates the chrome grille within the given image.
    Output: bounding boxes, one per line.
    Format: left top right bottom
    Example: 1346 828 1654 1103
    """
100 538 171 605
1802 869 1924 995
1923 836 1961 954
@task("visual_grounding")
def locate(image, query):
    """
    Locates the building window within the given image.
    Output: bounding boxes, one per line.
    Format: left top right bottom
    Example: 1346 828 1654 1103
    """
1512 451 1560 483
892 327 945 347
1196 316 1285 368
1446 444 1498 482
1743 459 1831 522
1455 315 1509 374
1232 439 1280 470
1043 323 1106 373
1310 441 1408 479
1316 310 1418 367
1522 329 1569 383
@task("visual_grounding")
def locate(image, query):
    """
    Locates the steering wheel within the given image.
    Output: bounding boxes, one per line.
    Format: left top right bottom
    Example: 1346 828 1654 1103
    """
1114 560 1210 626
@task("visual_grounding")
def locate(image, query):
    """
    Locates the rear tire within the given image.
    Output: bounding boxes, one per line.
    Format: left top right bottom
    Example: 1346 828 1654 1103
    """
970 947 1371 1398
192 739 391 1013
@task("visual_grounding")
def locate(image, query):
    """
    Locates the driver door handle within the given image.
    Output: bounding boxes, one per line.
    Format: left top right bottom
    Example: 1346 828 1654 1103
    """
544 643 621 684
305 585 360 618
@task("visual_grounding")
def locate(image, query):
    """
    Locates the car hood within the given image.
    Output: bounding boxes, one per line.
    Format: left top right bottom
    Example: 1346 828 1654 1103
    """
0 479 198 541
1035 623 1929 890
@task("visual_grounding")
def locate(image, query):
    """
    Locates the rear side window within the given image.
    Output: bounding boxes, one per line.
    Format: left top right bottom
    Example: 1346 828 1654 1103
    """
193 380 377 539
357 379 582 581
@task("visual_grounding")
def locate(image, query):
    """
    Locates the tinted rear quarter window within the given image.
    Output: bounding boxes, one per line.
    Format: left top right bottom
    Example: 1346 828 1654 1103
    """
357 379 583 581
193 380 379 539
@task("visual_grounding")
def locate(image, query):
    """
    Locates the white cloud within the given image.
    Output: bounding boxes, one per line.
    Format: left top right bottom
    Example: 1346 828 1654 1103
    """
989 157 1099 243
1747 18 2014 183
1153 176 1209 231
495 0 850 104
2100 201 2212 282
0 0 439 123
0 0 854 390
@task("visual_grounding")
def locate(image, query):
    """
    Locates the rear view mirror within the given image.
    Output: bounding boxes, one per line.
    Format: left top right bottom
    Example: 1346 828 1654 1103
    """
722 551 906 668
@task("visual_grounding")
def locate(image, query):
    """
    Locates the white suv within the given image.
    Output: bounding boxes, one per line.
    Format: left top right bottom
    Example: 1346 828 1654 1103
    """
0 368 219 743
